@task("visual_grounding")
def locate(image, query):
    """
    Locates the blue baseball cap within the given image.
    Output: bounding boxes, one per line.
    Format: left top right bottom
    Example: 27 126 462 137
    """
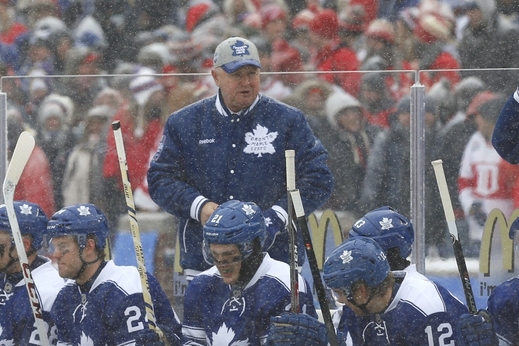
213 36 261 74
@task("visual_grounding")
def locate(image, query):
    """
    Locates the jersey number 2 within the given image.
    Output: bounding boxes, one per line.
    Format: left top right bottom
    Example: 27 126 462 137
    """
425 323 454 346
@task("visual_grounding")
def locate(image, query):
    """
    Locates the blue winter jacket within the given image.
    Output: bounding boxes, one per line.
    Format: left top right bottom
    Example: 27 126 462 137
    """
147 93 333 272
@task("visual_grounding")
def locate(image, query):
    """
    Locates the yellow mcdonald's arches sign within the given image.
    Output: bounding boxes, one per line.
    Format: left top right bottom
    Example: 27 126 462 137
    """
173 209 344 273
307 209 344 269
479 208 519 276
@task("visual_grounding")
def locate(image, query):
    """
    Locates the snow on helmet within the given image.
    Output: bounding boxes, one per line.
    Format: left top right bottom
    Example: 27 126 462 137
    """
323 236 390 293
349 206 414 258
46 204 109 249
0 201 48 250
203 200 266 265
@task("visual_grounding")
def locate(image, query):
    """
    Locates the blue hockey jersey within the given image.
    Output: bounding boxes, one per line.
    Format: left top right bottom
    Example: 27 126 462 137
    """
0 256 65 345
492 90 519 164
51 260 181 346
337 271 468 345
147 93 333 272
487 276 519 345
182 254 317 345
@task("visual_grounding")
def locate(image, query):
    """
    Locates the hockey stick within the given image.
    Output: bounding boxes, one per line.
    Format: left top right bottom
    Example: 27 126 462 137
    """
111 121 164 338
285 150 339 346
285 150 299 314
432 159 477 314
2 131 51 346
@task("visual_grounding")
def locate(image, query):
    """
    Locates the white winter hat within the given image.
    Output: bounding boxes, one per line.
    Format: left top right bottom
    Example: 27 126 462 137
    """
325 91 362 128
129 67 164 107
38 102 65 125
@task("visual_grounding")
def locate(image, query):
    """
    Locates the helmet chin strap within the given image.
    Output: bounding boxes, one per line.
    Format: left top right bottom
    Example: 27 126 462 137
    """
349 288 376 316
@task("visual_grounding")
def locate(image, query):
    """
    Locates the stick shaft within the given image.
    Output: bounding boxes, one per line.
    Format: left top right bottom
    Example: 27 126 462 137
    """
285 150 299 313
112 121 159 330
285 150 339 345
2 132 51 346
290 190 339 346
432 159 477 314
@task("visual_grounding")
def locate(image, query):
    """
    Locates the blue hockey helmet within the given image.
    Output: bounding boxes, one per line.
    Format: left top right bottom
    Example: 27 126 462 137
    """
203 200 266 265
349 206 414 258
46 204 109 249
323 236 390 292
0 201 48 250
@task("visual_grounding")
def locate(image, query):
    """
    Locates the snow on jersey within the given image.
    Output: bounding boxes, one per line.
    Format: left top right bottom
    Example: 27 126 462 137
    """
337 271 468 345
0 258 65 345
487 276 519 345
182 254 317 345
51 260 180 346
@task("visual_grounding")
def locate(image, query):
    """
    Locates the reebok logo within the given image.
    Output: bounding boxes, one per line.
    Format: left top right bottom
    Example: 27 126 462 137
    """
199 138 215 144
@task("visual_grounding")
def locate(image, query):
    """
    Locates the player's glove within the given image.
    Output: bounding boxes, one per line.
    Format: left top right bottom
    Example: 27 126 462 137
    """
265 313 328 346
456 310 499 346
262 208 286 251
134 328 165 346
470 201 487 227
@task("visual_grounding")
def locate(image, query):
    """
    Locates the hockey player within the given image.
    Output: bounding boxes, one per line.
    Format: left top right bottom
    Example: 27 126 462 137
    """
348 206 416 271
0 201 65 345
324 236 468 345
147 36 333 279
182 200 320 345
456 219 519 345
45 203 182 346
492 87 519 164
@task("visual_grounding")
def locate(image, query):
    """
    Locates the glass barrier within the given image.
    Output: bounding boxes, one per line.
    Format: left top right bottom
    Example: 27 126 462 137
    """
1 67 518 316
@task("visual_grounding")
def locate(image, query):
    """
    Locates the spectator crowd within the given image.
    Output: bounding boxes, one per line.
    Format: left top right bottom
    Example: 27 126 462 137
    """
4 0 519 258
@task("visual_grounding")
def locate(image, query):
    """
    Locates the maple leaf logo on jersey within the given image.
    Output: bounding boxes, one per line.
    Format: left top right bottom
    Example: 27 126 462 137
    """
0 325 14 346
379 217 393 230
210 323 249 346
77 206 91 216
79 331 94 346
19 204 32 215
340 250 354 264
244 124 278 157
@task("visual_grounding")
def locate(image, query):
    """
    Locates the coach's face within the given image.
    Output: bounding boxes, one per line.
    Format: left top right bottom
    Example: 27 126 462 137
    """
209 243 243 285
212 65 261 113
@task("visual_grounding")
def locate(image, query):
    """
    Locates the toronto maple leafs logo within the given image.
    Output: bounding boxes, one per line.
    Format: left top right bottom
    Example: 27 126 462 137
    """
241 204 255 216
244 124 278 157
231 40 251 57
77 206 91 216
379 217 394 230
340 250 353 264
19 204 32 215
211 323 249 346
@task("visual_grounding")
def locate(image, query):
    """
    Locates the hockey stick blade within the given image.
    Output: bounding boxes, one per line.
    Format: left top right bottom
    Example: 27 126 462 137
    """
2 131 51 346
432 159 477 314
111 121 163 338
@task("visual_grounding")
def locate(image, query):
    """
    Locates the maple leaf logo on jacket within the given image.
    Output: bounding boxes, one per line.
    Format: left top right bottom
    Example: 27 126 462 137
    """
244 124 278 157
